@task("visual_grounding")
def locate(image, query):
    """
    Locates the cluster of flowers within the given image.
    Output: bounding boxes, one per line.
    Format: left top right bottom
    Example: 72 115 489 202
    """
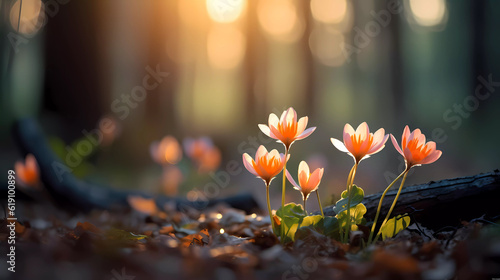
242 107 442 243
15 135 223 197
150 136 222 195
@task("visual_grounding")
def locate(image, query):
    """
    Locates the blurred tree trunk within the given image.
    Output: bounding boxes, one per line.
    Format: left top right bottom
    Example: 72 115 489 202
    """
244 0 262 125
386 0 404 123
471 0 486 120
471 0 486 78
0 0 14 130
43 0 106 131
145 1 179 134
298 0 315 116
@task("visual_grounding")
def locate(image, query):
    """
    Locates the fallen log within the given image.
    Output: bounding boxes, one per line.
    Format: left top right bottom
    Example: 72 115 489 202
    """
319 170 500 229
10 118 259 213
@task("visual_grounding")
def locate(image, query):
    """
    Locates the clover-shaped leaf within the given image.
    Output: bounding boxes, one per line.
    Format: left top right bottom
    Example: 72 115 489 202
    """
337 203 367 231
332 184 364 215
274 203 306 243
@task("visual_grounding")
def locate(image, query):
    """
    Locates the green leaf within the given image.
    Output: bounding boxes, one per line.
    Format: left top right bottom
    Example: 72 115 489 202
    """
276 203 306 219
300 215 323 228
323 216 340 240
332 185 364 215
294 215 324 241
380 215 411 240
274 203 306 243
337 203 367 231
279 215 301 243
294 215 341 241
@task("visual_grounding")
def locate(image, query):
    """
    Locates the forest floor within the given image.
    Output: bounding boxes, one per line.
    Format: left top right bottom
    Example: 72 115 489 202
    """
1 199 500 280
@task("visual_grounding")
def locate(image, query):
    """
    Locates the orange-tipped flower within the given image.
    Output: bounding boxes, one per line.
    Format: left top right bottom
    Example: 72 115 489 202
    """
258 107 316 150
243 145 289 185
331 122 389 163
390 126 442 169
15 154 40 187
286 161 324 201
150 136 183 165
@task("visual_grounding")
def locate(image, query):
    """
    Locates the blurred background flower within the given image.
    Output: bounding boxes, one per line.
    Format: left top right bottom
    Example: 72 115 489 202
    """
14 153 40 188
184 137 222 173
150 135 183 165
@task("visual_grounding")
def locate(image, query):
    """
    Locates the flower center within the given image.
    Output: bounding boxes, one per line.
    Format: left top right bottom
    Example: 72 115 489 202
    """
350 133 373 158
407 139 431 162
277 121 298 145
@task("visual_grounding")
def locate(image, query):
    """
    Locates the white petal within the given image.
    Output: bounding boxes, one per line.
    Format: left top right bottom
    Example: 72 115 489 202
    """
297 116 308 135
255 145 268 159
258 124 272 138
296 127 316 140
331 138 348 153
268 113 280 127
242 154 258 176
298 161 310 177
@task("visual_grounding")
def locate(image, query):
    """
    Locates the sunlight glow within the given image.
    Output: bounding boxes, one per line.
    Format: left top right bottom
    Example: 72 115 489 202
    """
206 0 246 23
219 228 225 234
310 0 347 24
409 0 446 27
9 0 44 35
257 0 303 43
309 28 346 67
207 25 246 69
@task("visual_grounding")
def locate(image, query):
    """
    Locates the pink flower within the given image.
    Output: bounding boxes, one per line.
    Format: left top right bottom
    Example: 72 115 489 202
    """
150 136 183 165
286 161 324 201
258 107 316 149
243 145 289 185
391 126 442 169
331 122 389 163
183 137 221 172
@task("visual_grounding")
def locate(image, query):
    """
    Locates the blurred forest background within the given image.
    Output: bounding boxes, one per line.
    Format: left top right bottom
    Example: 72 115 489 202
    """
1 0 499 213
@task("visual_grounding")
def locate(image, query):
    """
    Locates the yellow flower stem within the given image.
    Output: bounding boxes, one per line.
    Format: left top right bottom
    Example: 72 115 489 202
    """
340 164 355 242
266 183 273 229
316 191 324 217
303 199 307 216
345 164 356 189
280 148 289 242
344 162 358 243
373 170 410 243
367 170 406 245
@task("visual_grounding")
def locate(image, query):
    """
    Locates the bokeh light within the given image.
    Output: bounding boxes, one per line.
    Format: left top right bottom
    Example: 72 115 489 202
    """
9 0 45 35
206 0 246 23
257 0 303 43
179 0 208 29
309 27 345 67
408 0 447 27
207 24 246 69
310 0 347 24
